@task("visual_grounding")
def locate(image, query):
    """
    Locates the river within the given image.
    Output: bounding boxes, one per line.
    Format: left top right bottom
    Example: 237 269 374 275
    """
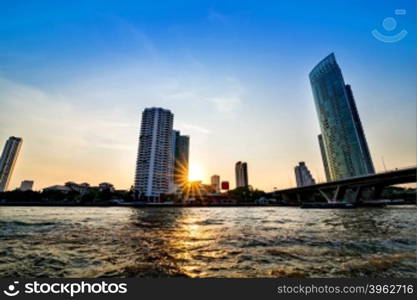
0 206 415 277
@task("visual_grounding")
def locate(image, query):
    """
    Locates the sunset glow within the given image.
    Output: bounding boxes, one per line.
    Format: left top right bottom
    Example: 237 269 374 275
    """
0 1 415 192
188 163 205 182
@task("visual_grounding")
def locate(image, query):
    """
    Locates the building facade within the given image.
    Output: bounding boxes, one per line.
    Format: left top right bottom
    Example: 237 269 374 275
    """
211 175 220 193
98 182 115 193
294 162 316 187
0 136 23 192
235 161 248 188
318 134 331 182
309 53 375 181
173 130 190 185
134 107 174 201
20 180 34 191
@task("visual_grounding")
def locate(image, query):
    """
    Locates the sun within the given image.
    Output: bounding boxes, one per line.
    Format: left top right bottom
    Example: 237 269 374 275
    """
188 163 205 182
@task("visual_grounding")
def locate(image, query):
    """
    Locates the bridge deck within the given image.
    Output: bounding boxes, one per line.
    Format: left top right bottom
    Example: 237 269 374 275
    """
271 166 416 195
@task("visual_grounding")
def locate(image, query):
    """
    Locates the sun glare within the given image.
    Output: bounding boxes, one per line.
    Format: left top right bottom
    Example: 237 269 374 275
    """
188 163 205 182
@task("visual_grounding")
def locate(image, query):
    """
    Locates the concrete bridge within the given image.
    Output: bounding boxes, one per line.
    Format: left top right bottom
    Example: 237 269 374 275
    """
270 166 416 204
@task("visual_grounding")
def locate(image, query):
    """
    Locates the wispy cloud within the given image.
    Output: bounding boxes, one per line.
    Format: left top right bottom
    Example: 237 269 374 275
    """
207 9 229 24
210 95 242 113
179 122 211 135
0 77 138 189
208 76 244 114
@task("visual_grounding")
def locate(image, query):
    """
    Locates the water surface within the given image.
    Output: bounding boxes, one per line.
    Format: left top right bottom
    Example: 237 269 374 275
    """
0 206 416 277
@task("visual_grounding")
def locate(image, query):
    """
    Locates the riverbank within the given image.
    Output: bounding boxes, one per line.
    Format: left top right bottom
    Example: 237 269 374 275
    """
0 202 288 207
0 201 415 208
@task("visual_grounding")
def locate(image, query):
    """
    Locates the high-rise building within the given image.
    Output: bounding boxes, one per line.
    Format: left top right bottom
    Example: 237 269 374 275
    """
294 162 316 187
134 108 174 201
309 53 375 181
211 175 220 193
173 130 190 185
318 134 331 182
0 136 23 192
235 161 248 188
20 180 34 191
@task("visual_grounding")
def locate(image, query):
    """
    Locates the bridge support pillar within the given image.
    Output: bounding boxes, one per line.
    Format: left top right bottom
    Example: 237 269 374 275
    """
373 184 385 200
352 186 362 203
318 189 332 203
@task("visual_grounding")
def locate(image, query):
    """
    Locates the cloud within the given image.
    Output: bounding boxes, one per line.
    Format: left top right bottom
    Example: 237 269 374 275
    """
210 95 242 113
207 9 229 24
0 77 141 189
208 76 244 113
179 123 211 135
107 15 159 58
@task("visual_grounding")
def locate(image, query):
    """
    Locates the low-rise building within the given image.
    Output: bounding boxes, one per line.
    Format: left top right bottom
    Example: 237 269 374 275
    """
20 180 34 191
65 182 90 194
43 185 71 193
98 182 115 192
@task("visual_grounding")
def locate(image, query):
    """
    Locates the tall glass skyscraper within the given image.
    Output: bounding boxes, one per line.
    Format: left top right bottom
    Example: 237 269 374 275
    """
309 53 375 181
0 136 23 192
318 134 331 182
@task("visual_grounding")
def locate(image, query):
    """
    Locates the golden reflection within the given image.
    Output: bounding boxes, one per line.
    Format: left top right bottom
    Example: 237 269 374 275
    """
165 211 223 277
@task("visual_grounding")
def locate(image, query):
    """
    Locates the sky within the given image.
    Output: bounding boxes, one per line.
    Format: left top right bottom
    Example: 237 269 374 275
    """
0 0 416 191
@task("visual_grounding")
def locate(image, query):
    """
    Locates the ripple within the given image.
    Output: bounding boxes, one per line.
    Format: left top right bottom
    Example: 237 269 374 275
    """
0 206 416 277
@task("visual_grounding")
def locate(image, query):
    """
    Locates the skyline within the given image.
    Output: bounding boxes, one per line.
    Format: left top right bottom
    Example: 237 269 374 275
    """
0 0 416 191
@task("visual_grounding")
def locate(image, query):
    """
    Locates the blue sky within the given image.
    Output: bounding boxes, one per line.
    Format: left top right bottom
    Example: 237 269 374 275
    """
0 0 415 190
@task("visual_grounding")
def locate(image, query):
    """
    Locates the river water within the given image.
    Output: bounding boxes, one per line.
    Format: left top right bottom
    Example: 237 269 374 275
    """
0 206 415 277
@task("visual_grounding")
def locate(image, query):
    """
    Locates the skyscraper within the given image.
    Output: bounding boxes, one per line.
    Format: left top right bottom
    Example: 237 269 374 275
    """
294 162 316 187
318 134 331 182
0 136 23 192
235 161 248 188
173 130 190 185
211 175 220 193
134 108 174 201
309 53 375 181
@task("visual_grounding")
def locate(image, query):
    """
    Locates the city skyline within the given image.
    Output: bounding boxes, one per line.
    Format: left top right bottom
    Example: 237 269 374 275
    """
0 0 415 191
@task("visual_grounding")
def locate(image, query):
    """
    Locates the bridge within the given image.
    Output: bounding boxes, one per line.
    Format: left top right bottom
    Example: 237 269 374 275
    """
269 166 416 204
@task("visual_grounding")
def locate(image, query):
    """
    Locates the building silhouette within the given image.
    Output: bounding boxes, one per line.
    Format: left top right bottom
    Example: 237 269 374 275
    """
309 53 375 181
235 161 248 188
294 162 316 187
0 136 23 192
173 130 190 185
134 107 174 201
20 180 34 191
211 175 220 193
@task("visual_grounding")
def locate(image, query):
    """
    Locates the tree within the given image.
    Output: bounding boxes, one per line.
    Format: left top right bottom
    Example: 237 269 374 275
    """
228 186 266 203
